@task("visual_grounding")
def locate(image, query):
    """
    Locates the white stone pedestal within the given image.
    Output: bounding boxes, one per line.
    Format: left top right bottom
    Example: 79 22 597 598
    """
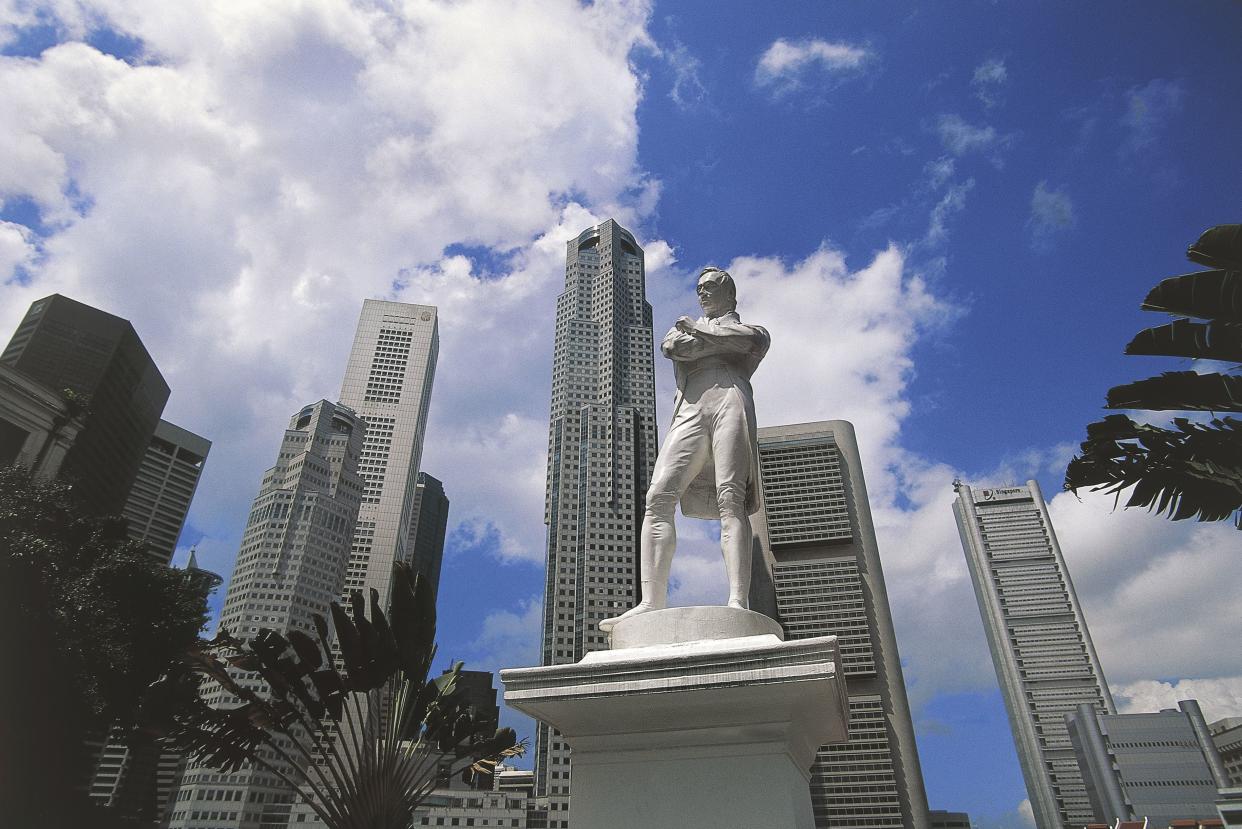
501 607 849 829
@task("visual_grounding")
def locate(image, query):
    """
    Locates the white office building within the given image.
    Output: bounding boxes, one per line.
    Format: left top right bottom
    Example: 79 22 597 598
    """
337 300 439 609
122 419 212 565
758 421 930 829
167 400 366 829
953 480 1114 829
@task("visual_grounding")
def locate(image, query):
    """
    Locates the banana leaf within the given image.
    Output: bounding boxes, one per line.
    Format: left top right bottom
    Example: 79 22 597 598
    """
1125 318 1242 362
136 562 526 829
1106 371 1242 411
1140 269 1242 322
1065 414 1242 526
1187 223 1242 271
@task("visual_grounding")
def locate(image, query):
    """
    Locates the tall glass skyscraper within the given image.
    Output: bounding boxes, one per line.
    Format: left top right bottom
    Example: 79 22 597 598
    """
337 300 439 609
408 471 450 600
953 480 1114 829
535 219 658 824
167 400 366 828
757 421 930 829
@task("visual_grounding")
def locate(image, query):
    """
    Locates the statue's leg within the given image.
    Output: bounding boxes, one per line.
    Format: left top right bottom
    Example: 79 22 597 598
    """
713 390 754 610
599 412 709 633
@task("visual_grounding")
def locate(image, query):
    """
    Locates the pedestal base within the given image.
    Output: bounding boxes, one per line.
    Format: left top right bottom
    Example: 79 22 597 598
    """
502 611 848 829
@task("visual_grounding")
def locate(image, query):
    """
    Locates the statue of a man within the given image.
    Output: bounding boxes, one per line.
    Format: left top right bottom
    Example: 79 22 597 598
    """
601 267 770 633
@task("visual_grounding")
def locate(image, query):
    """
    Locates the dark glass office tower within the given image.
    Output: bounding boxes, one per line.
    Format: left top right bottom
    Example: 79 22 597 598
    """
408 471 449 600
1 294 169 514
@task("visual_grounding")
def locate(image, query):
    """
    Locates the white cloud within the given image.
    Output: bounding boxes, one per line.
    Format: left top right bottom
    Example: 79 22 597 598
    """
0 0 656 598
972 58 1007 108
1122 77 1184 155
665 39 708 110
467 596 544 673
1027 180 1075 250
754 37 871 95
1114 678 1242 720
1049 490 1242 689
971 798 1037 829
924 178 974 247
935 113 1013 166
0 219 38 276
923 156 956 191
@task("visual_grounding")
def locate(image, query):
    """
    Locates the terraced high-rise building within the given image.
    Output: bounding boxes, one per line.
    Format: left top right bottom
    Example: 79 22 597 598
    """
167 400 366 829
535 219 658 826
758 420 930 829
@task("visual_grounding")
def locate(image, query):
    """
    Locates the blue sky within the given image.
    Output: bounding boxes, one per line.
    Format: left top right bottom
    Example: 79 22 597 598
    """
3 2 1241 825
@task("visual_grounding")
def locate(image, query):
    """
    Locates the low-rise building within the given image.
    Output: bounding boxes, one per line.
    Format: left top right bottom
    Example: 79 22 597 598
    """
1068 700 1230 827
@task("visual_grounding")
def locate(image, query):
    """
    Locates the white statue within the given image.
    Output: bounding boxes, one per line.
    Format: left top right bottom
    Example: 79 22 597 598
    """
601 267 770 633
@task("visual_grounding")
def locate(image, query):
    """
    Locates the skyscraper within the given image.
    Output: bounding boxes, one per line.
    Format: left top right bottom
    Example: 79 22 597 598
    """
122 419 212 565
337 300 439 609
408 471 450 600
292 301 440 829
756 421 930 829
536 219 658 820
167 400 365 829
1 294 169 514
953 480 1115 829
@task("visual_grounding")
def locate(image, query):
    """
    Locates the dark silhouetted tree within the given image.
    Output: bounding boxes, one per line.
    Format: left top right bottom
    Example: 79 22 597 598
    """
1065 224 1242 526
0 465 210 827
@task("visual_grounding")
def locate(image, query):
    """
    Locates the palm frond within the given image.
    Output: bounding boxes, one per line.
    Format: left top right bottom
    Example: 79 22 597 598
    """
1105 371 1242 412
139 562 524 829
1140 269 1242 322
1065 414 1242 526
1125 318 1242 362
1187 223 1242 271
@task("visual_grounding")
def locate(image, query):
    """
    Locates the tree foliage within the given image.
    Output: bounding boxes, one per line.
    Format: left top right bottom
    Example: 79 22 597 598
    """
0 465 211 826
140 563 522 829
1066 223 1242 526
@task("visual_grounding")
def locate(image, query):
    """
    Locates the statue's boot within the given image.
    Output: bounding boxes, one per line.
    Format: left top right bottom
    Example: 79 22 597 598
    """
599 599 663 634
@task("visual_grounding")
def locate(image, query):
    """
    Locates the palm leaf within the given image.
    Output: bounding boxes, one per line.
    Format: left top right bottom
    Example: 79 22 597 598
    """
1187 223 1242 271
1140 269 1242 322
1065 414 1242 526
138 562 525 829
1105 371 1242 412
1125 318 1242 362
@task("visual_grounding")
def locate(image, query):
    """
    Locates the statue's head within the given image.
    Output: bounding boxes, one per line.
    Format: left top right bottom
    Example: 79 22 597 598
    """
697 267 736 318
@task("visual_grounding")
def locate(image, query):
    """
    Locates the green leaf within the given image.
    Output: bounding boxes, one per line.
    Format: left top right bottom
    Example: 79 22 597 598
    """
1187 223 1242 271
1065 415 1242 526
1105 371 1242 412
1125 318 1242 362
1140 269 1242 322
